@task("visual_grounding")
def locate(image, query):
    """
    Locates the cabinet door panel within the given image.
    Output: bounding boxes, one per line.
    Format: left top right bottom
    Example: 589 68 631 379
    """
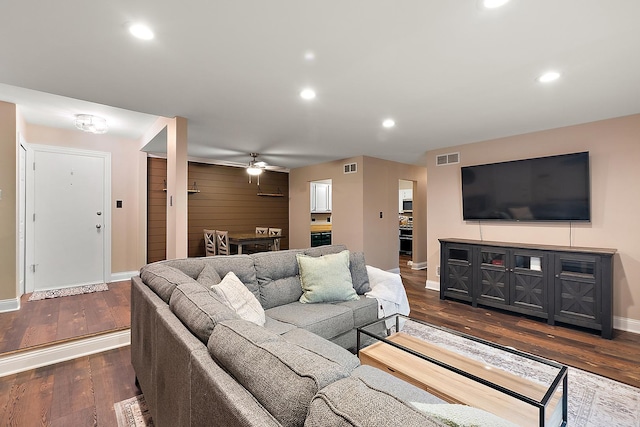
442 244 474 302
512 271 546 311
511 250 547 312
478 248 508 305
554 254 600 324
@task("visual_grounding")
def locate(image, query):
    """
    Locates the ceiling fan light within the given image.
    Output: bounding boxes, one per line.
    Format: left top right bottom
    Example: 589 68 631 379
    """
247 166 263 176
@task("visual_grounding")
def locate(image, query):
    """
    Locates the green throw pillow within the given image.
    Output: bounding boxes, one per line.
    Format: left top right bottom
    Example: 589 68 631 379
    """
297 250 359 303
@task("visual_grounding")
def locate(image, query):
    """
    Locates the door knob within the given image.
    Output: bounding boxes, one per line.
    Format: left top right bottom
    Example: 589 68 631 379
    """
96 224 102 229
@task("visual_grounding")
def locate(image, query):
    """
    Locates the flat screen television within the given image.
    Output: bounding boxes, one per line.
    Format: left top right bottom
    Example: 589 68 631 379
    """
461 152 590 222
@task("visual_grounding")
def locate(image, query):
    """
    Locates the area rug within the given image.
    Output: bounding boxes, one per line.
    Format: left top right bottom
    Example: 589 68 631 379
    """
28 283 109 301
114 395 154 427
402 321 640 427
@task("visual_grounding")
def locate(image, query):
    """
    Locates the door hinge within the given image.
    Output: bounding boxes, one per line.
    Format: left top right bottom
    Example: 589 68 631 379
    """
33 162 35 170
33 213 36 221
32 264 36 273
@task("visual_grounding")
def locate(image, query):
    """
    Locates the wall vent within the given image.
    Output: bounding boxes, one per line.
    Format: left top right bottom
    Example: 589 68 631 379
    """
436 152 460 166
343 162 357 174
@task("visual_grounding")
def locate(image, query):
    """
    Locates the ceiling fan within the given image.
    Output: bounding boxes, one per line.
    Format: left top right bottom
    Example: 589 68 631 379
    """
246 153 268 183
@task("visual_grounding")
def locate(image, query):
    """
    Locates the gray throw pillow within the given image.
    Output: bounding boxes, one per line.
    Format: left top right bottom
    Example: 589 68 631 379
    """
349 251 371 294
196 263 222 288
297 250 359 303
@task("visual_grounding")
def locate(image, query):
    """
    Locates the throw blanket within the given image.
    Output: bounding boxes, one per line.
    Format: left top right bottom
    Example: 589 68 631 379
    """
365 265 410 328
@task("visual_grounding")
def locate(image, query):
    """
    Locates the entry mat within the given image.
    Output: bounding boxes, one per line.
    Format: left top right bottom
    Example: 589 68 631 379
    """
28 283 109 301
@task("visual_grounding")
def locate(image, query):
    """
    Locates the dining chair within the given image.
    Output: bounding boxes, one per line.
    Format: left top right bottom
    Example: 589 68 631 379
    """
216 230 229 255
204 229 217 256
268 227 282 251
252 227 270 252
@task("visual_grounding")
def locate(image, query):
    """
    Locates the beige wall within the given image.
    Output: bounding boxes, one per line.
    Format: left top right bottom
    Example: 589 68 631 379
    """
24 124 143 274
0 102 17 301
426 114 640 323
290 156 427 271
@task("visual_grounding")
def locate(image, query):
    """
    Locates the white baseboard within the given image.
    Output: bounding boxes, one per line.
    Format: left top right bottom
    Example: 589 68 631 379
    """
0 297 20 313
425 280 440 291
0 329 130 378
614 316 640 334
411 261 427 270
110 270 138 283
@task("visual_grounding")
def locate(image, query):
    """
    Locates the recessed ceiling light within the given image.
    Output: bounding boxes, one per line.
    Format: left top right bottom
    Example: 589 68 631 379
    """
300 88 316 100
304 51 316 61
483 0 510 9
382 119 396 129
129 23 154 40
537 71 561 83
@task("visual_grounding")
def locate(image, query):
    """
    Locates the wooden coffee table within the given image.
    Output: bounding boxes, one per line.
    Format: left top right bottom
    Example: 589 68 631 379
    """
357 315 567 427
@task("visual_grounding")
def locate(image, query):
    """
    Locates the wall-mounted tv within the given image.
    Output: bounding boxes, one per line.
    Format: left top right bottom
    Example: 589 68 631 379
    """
461 152 590 222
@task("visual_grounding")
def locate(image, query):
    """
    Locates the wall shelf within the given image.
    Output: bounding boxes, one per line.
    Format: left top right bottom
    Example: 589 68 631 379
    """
257 193 284 197
163 180 200 193
257 186 284 197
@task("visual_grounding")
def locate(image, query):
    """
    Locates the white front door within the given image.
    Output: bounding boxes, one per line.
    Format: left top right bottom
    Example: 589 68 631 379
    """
30 146 110 291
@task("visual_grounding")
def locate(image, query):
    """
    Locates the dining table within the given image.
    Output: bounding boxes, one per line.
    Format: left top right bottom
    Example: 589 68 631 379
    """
227 232 283 255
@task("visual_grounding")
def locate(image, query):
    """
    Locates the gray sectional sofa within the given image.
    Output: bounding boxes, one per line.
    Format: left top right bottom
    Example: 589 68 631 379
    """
131 244 514 427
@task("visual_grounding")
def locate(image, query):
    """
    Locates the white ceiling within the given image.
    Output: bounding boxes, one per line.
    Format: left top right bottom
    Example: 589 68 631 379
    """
1 1 639 169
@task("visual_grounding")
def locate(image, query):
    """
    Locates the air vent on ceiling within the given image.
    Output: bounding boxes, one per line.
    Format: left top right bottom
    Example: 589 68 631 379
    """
343 162 357 174
436 152 460 166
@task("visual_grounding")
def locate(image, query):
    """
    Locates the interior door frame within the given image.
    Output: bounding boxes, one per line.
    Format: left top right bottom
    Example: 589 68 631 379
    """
25 144 111 292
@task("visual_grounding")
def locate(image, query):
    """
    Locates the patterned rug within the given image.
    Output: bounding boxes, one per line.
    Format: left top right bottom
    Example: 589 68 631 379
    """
114 395 153 427
402 321 640 427
27 283 109 301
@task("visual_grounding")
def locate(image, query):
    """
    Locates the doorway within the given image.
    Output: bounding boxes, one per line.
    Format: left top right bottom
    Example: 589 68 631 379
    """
25 145 111 292
398 179 413 258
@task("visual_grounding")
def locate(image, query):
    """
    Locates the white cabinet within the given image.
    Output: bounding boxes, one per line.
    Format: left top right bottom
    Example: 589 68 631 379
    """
311 182 332 212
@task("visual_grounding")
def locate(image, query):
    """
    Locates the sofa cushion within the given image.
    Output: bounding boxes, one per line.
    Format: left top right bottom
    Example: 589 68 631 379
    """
281 328 360 372
200 255 260 299
196 263 222 287
266 302 354 340
211 272 265 326
209 319 351 427
252 249 304 309
304 375 447 427
351 365 445 405
169 282 239 343
264 316 298 335
140 263 199 303
297 251 359 303
333 295 379 327
411 404 518 427
303 244 347 257
349 251 371 294
161 258 208 278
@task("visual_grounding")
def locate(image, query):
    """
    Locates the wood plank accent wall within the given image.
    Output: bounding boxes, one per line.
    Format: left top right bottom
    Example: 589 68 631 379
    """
147 158 167 263
147 157 289 262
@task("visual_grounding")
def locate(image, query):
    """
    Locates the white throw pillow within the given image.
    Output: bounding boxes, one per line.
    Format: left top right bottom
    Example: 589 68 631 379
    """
210 272 266 326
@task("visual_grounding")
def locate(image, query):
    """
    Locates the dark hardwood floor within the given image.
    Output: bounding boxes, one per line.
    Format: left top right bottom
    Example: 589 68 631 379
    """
0 346 138 426
399 254 640 388
1 256 639 426
0 281 131 355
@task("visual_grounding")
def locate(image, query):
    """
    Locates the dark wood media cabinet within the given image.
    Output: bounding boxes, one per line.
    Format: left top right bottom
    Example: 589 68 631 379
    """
439 238 616 339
